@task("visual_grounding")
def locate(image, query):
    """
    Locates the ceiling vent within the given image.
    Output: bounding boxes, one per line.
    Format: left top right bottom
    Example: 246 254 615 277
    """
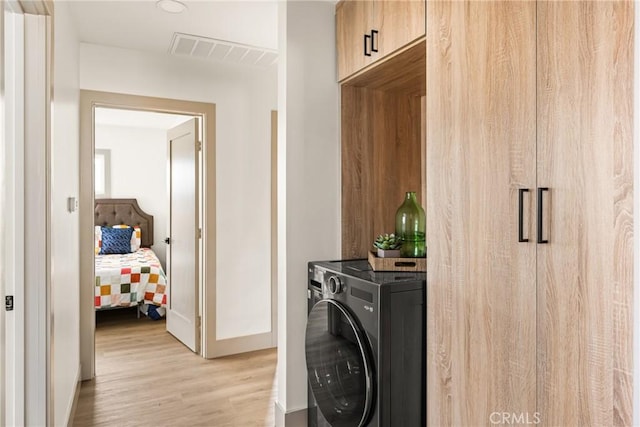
169 33 278 67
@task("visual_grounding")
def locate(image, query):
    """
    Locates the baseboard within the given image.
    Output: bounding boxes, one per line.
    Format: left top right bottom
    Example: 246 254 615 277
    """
274 400 307 427
205 331 275 359
65 365 82 427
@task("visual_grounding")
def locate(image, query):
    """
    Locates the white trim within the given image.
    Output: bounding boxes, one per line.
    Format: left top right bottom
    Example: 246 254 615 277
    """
0 4 6 425
274 401 307 427
3 8 25 427
64 366 81 427
209 332 274 358
23 13 52 426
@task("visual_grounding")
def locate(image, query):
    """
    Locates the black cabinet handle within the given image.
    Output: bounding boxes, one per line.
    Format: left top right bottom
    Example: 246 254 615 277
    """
371 29 378 52
364 34 372 56
164 237 170 244
518 188 529 242
537 187 549 244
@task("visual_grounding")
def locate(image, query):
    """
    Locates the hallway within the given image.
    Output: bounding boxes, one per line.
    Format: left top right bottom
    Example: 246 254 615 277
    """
73 310 277 426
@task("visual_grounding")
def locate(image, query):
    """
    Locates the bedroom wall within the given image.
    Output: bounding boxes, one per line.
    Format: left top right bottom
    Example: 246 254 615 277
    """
51 1 81 425
95 123 169 268
80 43 277 342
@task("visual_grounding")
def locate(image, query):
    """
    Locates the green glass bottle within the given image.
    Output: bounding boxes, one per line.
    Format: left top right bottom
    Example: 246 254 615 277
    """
395 191 426 258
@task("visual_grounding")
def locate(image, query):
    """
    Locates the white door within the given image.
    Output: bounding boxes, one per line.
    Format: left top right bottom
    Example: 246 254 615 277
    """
166 118 200 353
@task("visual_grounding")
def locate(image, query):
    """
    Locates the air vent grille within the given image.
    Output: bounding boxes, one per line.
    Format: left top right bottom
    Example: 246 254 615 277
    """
169 33 277 67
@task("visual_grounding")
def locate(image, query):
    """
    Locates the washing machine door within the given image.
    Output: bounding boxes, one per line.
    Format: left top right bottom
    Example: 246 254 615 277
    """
305 299 374 427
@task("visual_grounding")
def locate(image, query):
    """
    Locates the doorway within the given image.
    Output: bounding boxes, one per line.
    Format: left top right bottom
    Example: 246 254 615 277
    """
92 107 199 368
79 91 216 380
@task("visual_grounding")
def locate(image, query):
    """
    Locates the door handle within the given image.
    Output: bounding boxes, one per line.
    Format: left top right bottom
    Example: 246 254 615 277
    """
370 29 378 52
364 34 372 56
518 188 529 242
537 187 549 244
164 237 170 244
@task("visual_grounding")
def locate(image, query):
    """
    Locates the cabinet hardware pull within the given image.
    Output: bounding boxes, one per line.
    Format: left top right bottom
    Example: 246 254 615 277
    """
371 29 378 52
364 34 372 56
518 188 529 242
537 187 549 244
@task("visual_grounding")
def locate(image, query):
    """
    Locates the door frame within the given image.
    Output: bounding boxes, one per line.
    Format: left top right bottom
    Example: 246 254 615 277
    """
2 1 53 424
79 90 216 379
271 110 278 347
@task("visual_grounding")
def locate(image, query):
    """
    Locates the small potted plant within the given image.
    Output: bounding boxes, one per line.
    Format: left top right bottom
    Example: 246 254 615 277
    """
373 233 403 258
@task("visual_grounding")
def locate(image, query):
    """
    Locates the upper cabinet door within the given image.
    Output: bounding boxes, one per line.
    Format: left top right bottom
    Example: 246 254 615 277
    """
372 0 425 60
336 0 374 81
536 2 633 425
336 0 425 82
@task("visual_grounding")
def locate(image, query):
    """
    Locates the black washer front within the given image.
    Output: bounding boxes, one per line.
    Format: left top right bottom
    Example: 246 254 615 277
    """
305 299 374 427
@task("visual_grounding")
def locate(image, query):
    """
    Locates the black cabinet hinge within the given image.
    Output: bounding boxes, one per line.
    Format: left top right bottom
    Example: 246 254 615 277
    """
5 295 14 311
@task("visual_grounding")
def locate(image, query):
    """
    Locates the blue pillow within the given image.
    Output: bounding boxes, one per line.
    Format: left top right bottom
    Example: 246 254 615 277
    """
100 227 134 255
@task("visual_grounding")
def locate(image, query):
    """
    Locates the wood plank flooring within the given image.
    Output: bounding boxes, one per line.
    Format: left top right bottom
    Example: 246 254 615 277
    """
73 309 277 427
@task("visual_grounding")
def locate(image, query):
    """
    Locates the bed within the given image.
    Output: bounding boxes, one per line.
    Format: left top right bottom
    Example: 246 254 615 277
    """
94 199 167 314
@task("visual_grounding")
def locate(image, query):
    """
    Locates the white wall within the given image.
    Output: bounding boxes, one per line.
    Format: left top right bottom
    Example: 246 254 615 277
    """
80 43 277 341
95 123 169 267
275 1 340 422
51 1 80 425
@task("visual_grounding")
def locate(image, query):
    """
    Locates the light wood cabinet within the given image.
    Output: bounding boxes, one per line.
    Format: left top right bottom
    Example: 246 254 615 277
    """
341 42 426 259
536 2 633 424
336 0 374 83
336 0 425 82
426 2 537 424
426 1 632 426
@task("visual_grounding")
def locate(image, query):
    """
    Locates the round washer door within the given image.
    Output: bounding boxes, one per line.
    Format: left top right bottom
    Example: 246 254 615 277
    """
305 299 374 427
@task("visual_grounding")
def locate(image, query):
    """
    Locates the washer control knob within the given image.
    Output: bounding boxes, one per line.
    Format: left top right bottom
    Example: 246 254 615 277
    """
328 276 343 294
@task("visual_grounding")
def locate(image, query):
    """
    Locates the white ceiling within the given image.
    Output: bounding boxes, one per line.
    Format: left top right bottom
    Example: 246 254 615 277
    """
66 0 279 54
95 107 193 130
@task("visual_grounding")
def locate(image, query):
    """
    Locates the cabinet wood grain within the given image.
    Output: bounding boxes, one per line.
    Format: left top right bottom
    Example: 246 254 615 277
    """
536 2 633 425
336 0 373 82
341 87 424 259
427 1 633 425
336 0 425 82
341 39 426 259
426 1 537 425
373 0 425 62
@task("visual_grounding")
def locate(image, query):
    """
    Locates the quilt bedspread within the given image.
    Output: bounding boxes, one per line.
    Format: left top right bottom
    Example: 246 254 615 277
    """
95 248 167 309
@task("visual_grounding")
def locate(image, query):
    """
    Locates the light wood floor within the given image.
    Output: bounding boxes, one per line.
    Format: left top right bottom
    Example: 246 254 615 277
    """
73 309 277 427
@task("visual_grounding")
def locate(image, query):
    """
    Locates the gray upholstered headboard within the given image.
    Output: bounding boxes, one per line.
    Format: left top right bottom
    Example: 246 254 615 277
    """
95 199 154 247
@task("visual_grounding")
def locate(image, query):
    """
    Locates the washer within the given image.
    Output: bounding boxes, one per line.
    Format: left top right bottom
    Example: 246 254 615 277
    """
305 259 425 427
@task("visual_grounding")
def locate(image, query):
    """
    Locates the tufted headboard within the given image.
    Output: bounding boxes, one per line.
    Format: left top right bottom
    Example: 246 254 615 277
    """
95 199 154 247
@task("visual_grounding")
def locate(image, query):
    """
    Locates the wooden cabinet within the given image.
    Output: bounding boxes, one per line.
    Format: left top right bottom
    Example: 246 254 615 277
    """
336 0 373 83
426 1 633 426
341 42 426 259
336 0 425 82
426 2 537 423
536 2 633 424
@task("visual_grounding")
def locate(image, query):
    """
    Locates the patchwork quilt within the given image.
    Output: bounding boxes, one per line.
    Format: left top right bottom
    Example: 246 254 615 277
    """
95 248 167 309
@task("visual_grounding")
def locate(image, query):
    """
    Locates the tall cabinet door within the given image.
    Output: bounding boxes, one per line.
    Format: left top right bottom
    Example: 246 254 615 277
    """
536 2 633 425
426 2 537 425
